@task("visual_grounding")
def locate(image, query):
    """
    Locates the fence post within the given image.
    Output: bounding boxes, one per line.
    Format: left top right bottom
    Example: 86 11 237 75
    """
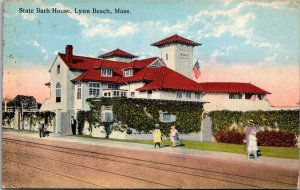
14 110 20 130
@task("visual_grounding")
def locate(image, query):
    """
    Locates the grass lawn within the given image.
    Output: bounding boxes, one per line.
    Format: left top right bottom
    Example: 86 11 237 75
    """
77 135 299 160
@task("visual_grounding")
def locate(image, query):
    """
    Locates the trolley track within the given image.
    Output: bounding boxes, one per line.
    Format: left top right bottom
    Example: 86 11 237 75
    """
3 137 297 189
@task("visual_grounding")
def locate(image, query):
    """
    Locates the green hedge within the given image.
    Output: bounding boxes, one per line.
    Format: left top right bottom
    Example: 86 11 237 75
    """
2 112 15 126
209 110 299 135
77 97 204 136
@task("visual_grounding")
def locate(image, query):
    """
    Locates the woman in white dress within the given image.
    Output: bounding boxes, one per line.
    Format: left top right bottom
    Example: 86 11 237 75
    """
247 128 258 159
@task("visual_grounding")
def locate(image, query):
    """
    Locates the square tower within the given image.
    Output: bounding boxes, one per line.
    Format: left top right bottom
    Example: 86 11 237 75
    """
151 34 201 79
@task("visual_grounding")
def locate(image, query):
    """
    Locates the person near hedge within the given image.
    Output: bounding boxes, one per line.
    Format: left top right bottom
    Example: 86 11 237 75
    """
38 121 45 138
245 120 258 159
70 116 77 135
170 125 179 147
153 124 162 148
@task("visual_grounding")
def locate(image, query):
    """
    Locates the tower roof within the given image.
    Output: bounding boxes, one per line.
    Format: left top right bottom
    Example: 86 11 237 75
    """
151 34 201 47
98 49 138 59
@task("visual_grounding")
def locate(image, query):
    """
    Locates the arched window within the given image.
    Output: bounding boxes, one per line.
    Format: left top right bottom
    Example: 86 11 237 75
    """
56 83 61 102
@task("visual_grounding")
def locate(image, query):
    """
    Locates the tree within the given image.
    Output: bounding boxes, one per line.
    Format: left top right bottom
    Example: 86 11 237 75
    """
7 95 38 109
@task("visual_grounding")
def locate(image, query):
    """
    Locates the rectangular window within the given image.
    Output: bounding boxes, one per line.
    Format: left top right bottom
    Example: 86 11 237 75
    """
245 93 254 99
77 83 81 99
166 53 168 60
163 113 171 122
147 90 152 99
121 92 127 97
123 69 133 77
229 93 242 99
108 84 117 89
57 65 60 74
101 68 112 77
176 92 182 99
104 92 111 97
258 94 264 100
89 82 100 96
131 92 135 98
186 92 191 99
195 93 201 99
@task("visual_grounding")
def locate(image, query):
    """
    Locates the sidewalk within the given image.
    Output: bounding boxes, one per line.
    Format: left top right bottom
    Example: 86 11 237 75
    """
3 130 299 170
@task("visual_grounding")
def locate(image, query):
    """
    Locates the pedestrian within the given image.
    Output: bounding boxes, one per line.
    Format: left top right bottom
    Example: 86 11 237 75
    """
245 119 258 159
70 116 77 135
38 121 45 138
153 124 162 148
170 125 179 147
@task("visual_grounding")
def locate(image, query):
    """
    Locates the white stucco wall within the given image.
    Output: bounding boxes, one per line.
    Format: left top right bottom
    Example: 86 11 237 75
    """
160 91 202 102
202 93 276 111
161 44 194 79
40 56 84 112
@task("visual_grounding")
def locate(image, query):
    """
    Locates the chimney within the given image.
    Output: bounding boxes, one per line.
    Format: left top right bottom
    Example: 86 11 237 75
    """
65 45 73 64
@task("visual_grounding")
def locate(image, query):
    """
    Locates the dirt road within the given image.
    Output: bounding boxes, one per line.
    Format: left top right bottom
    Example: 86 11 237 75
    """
2 135 298 189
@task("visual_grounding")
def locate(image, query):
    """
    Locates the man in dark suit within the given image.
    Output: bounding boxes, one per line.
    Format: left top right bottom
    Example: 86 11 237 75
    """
71 116 77 135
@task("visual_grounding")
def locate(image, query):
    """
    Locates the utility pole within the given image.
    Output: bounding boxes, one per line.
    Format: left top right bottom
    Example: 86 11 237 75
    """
21 102 24 130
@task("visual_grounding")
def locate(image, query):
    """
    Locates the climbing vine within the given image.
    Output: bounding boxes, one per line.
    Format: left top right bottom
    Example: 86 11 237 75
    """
2 112 15 126
23 111 56 130
209 110 299 135
77 97 204 136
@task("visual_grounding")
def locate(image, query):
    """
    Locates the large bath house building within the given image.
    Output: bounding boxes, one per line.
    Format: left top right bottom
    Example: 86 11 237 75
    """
40 34 274 138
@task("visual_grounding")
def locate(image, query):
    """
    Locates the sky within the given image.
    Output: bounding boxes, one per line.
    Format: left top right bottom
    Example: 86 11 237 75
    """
2 0 300 107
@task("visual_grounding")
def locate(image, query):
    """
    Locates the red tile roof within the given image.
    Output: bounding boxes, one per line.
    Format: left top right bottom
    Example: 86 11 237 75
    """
151 34 201 47
59 53 127 71
98 49 137 59
60 52 269 95
71 57 158 83
136 67 203 92
199 82 270 94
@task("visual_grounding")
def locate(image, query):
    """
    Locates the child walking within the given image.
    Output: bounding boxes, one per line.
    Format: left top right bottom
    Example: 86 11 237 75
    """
153 124 162 148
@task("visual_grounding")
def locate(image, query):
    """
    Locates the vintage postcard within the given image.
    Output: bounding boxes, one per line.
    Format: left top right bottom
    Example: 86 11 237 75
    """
2 0 299 189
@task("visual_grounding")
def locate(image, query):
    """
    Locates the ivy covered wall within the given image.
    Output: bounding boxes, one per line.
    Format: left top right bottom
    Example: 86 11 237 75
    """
209 110 299 135
77 97 204 136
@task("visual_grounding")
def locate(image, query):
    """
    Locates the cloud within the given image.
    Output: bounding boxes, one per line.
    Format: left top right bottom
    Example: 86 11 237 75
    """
52 3 139 38
21 13 36 21
28 40 49 60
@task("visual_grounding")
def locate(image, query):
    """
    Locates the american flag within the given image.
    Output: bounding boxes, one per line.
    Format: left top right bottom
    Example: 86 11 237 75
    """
193 59 201 79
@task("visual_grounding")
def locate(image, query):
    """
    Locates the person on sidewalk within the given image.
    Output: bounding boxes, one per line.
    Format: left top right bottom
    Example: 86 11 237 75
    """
170 125 179 147
247 128 259 159
70 116 77 135
245 120 258 159
153 124 162 148
38 122 45 138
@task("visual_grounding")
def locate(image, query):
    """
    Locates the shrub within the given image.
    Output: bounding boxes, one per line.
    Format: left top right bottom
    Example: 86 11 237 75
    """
257 130 297 147
214 130 298 147
214 130 245 144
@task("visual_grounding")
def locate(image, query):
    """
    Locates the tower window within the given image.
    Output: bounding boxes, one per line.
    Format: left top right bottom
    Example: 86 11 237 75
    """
57 65 60 74
166 53 168 60
56 83 61 102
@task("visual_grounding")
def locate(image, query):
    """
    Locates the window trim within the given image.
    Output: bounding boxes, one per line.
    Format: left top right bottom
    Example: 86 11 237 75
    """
229 93 243 99
176 92 182 99
89 82 100 97
101 68 112 77
123 69 133 77
56 82 61 103
186 92 192 99
77 82 81 99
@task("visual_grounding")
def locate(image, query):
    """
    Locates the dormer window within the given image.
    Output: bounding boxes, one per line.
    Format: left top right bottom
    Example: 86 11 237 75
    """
148 59 166 68
101 68 112 77
123 68 133 77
